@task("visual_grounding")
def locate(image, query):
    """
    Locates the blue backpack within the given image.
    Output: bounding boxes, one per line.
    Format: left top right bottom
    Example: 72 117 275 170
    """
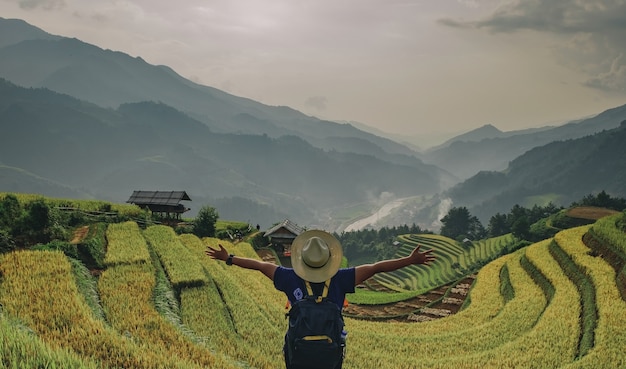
285 279 345 368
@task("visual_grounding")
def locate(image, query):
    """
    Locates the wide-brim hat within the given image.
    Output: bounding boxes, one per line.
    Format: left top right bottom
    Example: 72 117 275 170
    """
291 230 343 283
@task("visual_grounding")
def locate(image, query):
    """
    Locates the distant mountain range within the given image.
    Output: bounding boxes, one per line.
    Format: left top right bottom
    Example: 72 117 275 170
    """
1 17 625 230
420 107 626 180
446 120 626 222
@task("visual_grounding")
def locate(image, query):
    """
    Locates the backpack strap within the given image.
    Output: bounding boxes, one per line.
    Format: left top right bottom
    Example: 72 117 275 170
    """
305 279 330 303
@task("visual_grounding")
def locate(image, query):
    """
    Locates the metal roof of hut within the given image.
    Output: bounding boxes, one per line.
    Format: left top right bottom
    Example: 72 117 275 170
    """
126 191 191 217
127 191 191 206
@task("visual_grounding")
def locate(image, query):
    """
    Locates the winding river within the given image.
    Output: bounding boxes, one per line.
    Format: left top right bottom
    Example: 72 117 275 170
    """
343 197 409 232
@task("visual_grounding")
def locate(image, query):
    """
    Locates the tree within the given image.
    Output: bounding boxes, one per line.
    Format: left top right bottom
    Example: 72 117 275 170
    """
488 213 509 237
469 218 487 240
511 216 531 240
440 206 485 241
193 205 219 238
25 198 51 244
0 229 16 252
507 204 528 228
0 194 22 229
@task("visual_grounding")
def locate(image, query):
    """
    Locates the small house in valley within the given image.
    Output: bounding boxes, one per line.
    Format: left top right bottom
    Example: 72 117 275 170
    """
263 219 304 260
126 190 191 219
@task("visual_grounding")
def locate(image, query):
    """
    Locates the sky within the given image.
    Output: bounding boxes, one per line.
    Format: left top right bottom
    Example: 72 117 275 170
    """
2 0 626 137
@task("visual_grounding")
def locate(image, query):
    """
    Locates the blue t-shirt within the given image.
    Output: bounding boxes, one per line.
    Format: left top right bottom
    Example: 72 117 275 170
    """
274 267 355 310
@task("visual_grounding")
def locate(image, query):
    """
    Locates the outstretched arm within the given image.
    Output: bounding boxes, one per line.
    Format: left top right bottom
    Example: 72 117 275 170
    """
354 245 436 286
205 244 278 281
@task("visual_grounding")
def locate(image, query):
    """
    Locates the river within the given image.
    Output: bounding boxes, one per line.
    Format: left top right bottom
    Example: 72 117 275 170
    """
343 197 410 232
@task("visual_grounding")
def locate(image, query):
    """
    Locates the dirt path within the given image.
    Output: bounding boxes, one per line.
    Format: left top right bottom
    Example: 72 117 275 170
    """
70 226 90 244
566 206 619 220
343 275 474 322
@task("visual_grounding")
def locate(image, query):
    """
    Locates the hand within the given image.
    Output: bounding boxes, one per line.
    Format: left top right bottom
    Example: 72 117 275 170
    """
205 244 228 262
409 245 436 266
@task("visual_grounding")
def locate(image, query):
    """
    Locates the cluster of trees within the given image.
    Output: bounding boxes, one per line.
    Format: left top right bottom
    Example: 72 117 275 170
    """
0 194 70 252
571 190 626 211
336 223 430 264
441 191 626 243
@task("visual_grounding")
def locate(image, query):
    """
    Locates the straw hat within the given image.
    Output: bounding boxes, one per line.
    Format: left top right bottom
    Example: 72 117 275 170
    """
291 230 343 283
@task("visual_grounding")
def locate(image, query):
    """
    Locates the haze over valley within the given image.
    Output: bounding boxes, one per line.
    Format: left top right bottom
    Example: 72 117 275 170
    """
1 17 626 232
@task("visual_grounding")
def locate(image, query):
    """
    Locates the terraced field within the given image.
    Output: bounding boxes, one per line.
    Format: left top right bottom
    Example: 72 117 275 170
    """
374 234 514 293
1 213 625 368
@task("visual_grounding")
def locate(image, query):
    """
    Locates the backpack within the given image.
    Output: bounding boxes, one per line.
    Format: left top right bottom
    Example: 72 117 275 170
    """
285 279 345 369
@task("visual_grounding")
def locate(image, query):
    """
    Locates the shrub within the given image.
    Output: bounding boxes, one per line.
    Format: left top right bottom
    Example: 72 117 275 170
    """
551 212 593 229
528 219 559 242
33 240 79 259
174 223 194 235
250 232 270 250
0 228 16 253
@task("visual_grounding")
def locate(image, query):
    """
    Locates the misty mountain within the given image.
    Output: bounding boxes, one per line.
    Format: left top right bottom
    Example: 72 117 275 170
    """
0 79 444 229
421 106 626 180
0 18 61 48
0 17 423 168
426 123 556 153
446 121 626 222
431 124 504 150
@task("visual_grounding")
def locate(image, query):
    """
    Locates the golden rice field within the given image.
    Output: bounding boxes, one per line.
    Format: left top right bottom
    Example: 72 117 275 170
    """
1 213 626 368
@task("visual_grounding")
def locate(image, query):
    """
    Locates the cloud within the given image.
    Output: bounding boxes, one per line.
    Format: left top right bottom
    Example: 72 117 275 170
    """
17 0 65 10
473 1 626 34
441 0 626 93
456 0 480 9
432 197 453 229
437 17 472 29
585 53 626 92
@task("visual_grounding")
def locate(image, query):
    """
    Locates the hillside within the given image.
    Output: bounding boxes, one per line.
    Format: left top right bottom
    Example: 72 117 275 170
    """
421 106 626 180
0 79 446 228
446 121 626 222
0 17 423 164
1 206 625 368
0 17 61 47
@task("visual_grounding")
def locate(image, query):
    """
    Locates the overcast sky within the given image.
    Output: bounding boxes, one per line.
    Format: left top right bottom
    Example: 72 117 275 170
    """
2 0 626 136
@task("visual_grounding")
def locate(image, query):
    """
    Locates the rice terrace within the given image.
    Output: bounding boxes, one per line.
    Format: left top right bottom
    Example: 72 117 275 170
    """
1 193 626 368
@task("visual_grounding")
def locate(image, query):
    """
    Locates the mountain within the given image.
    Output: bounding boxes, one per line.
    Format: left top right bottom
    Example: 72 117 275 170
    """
432 124 504 149
420 107 626 180
0 79 445 229
445 121 626 222
343 119 473 151
0 17 422 166
425 123 556 153
0 17 60 48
